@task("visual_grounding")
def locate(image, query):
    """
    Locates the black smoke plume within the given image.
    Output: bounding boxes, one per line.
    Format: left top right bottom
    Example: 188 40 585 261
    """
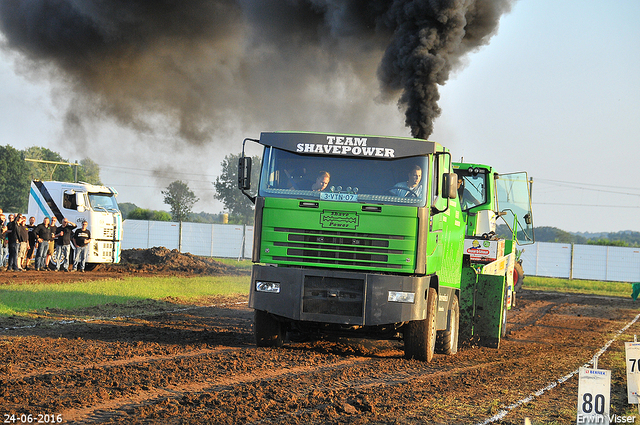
0 0 513 142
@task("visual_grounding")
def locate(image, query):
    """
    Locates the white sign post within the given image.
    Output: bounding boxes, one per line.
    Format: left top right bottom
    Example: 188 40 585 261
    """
577 364 611 425
626 341 640 407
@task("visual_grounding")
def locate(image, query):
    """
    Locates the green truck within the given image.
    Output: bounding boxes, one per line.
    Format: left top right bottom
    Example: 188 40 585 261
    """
238 132 531 361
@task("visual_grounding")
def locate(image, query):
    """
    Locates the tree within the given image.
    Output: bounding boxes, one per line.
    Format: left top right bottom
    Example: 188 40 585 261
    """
162 180 199 222
127 208 172 221
0 145 30 211
118 202 139 218
77 158 102 184
213 153 261 224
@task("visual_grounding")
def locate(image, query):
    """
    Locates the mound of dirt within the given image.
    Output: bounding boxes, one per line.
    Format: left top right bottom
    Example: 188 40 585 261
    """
99 247 250 276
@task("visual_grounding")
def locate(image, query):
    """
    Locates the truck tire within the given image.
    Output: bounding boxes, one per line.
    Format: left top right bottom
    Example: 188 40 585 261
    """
501 300 508 338
254 310 284 348
501 283 509 338
404 287 437 362
513 261 524 292
435 294 459 355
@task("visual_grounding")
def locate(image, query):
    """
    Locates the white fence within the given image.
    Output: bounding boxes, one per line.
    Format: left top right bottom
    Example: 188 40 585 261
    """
122 220 253 259
521 242 640 282
121 220 640 282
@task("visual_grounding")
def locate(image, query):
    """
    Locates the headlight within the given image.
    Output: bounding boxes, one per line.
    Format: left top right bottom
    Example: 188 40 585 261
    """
388 291 415 303
256 281 281 293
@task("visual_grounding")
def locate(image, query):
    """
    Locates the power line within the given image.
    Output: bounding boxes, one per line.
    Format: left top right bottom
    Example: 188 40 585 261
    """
535 178 640 197
536 178 640 191
533 202 640 208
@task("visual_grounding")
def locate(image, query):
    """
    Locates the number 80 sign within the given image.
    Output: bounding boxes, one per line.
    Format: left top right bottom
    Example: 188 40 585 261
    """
577 367 611 425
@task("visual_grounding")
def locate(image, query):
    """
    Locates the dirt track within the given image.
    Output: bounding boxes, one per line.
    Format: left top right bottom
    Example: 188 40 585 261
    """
1 262 639 424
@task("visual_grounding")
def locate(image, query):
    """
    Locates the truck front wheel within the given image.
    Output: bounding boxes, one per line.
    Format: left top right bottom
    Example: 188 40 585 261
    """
254 310 284 347
513 261 524 292
404 287 437 361
435 294 459 355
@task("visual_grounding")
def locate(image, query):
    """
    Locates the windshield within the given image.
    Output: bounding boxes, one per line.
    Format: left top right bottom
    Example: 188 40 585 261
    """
496 172 534 244
88 193 120 212
454 169 488 211
259 147 429 206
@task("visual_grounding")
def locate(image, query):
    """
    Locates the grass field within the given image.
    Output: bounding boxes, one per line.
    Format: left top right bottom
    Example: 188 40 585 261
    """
0 270 636 318
0 275 251 317
523 275 636 298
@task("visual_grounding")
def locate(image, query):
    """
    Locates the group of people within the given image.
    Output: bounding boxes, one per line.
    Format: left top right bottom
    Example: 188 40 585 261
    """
0 208 92 272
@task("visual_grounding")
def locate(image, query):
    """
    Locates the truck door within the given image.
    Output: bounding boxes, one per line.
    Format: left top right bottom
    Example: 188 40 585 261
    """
425 153 449 272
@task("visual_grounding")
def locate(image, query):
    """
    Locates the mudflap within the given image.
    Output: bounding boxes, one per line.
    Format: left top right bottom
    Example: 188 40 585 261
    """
474 274 505 348
459 262 506 349
458 265 477 344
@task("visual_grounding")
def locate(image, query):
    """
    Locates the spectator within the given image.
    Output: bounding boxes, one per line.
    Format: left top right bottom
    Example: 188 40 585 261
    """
53 218 76 272
6 214 18 271
34 217 52 271
25 216 37 270
72 220 91 272
47 216 58 270
0 214 7 269
16 215 29 271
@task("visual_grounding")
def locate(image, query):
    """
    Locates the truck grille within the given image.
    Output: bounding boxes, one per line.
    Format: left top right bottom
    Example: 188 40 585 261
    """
272 227 404 269
103 227 115 239
303 275 364 318
102 242 113 258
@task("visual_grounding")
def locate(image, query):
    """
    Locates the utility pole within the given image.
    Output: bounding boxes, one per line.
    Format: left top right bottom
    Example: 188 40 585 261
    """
25 158 81 182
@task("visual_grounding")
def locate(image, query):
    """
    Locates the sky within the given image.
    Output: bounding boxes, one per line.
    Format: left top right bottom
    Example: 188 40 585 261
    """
0 0 638 234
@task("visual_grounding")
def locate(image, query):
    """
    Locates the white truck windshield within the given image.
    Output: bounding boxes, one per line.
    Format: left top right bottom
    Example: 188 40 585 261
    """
259 147 429 206
89 193 119 212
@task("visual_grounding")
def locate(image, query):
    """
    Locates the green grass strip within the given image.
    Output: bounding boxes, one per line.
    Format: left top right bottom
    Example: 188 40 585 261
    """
1 273 634 318
523 276 636 299
0 275 250 317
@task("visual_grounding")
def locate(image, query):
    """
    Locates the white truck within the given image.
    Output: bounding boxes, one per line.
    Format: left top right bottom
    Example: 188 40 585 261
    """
28 180 122 267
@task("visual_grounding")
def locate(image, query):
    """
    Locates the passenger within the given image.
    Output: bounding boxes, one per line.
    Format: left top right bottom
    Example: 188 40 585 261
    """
391 165 423 198
311 171 331 192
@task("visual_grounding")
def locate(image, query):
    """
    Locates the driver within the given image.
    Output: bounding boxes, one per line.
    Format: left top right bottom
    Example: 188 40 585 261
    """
457 176 481 209
391 165 422 197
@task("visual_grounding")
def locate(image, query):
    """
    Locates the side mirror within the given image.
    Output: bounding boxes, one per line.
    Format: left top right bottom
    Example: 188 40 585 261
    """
238 157 252 191
76 193 86 211
443 173 458 199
